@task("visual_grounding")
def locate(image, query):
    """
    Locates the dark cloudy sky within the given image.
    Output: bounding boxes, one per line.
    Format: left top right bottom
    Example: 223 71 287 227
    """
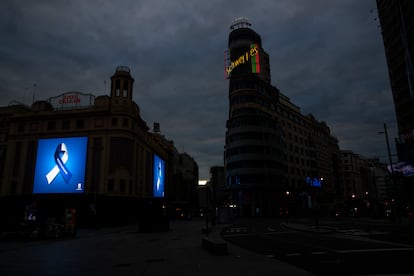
0 0 398 179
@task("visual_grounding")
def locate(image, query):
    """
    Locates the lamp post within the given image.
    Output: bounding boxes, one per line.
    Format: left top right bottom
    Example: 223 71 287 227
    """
284 190 290 224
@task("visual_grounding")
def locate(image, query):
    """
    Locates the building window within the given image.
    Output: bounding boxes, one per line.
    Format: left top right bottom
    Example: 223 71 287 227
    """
30 122 38 131
120 179 126 193
129 180 133 194
95 118 104 128
109 137 133 173
76 119 84 129
18 123 25 132
112 117 117 126
62 120 70 129
108 179 114 192
11 181 17 194
123 80 128 97
47 121 56 130
115 79 120 96
123 118 129 127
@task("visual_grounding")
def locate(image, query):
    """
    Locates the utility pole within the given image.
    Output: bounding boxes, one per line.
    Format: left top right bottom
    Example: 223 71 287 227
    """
384 123 394 176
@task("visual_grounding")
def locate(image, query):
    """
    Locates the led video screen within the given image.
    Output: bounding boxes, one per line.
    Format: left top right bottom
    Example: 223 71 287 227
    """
153 153 165 198
306 177 321 188
388 161 414 177
33 137 88 194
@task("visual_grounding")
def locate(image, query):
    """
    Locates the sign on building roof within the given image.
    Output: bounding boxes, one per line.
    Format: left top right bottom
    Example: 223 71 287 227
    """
48 92 95 110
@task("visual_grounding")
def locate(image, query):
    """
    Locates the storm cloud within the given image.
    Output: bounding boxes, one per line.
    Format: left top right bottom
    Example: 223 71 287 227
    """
0 0 397 178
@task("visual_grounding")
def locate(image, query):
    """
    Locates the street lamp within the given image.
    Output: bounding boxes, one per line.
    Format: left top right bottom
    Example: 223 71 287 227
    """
378 123 397 200
378 123 395 175
284 190 290 223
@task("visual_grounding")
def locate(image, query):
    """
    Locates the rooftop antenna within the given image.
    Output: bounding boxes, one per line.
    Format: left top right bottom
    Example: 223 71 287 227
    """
230 17 251 30
32 83 37 104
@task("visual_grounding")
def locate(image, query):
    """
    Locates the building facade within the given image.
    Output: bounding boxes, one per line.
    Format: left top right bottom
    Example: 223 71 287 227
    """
224 18 342 217
376 0 414 210
0 66 186 228
168 151 199 218
376 0 414 162
340 151 392 217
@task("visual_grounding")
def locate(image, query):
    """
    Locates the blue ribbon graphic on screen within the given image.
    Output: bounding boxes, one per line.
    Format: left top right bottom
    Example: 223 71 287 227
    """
46 143 72 184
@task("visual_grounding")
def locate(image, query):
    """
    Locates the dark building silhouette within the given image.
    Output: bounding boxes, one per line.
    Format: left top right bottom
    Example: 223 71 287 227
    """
376 0 414 209
224 18 342 217
168 152 199 219
376 0 414 163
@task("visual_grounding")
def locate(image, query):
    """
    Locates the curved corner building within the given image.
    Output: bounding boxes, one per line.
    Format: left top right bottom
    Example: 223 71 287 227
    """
224 18 287 216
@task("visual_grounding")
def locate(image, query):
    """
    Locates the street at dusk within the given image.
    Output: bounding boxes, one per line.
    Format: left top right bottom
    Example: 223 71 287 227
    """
1 1 413 275
223 216 414 275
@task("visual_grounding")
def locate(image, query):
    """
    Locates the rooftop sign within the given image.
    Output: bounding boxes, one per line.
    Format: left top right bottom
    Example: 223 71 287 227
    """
224 43 260 78
48 92 95 110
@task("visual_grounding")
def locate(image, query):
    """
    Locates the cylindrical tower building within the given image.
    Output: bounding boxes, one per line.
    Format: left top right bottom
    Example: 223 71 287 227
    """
224 18 287 216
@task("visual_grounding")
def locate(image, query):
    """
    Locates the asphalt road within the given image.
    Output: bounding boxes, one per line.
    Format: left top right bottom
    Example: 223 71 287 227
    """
0 219 316 276
222 217 414 275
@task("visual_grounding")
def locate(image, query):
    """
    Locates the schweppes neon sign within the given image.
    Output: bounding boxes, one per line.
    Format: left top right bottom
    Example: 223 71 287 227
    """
224 43 260 78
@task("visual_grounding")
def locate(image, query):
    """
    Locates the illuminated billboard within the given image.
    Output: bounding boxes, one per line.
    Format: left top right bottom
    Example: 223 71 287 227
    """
48 92 95 110
306 177 322 188
388 161 414 177
33 137 88 194
153 153 165 198
224 43 260 78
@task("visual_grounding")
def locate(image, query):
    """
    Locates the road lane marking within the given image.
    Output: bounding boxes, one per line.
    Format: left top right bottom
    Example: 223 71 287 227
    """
286 253 302 257
312 251 328 255
336 247 414 254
